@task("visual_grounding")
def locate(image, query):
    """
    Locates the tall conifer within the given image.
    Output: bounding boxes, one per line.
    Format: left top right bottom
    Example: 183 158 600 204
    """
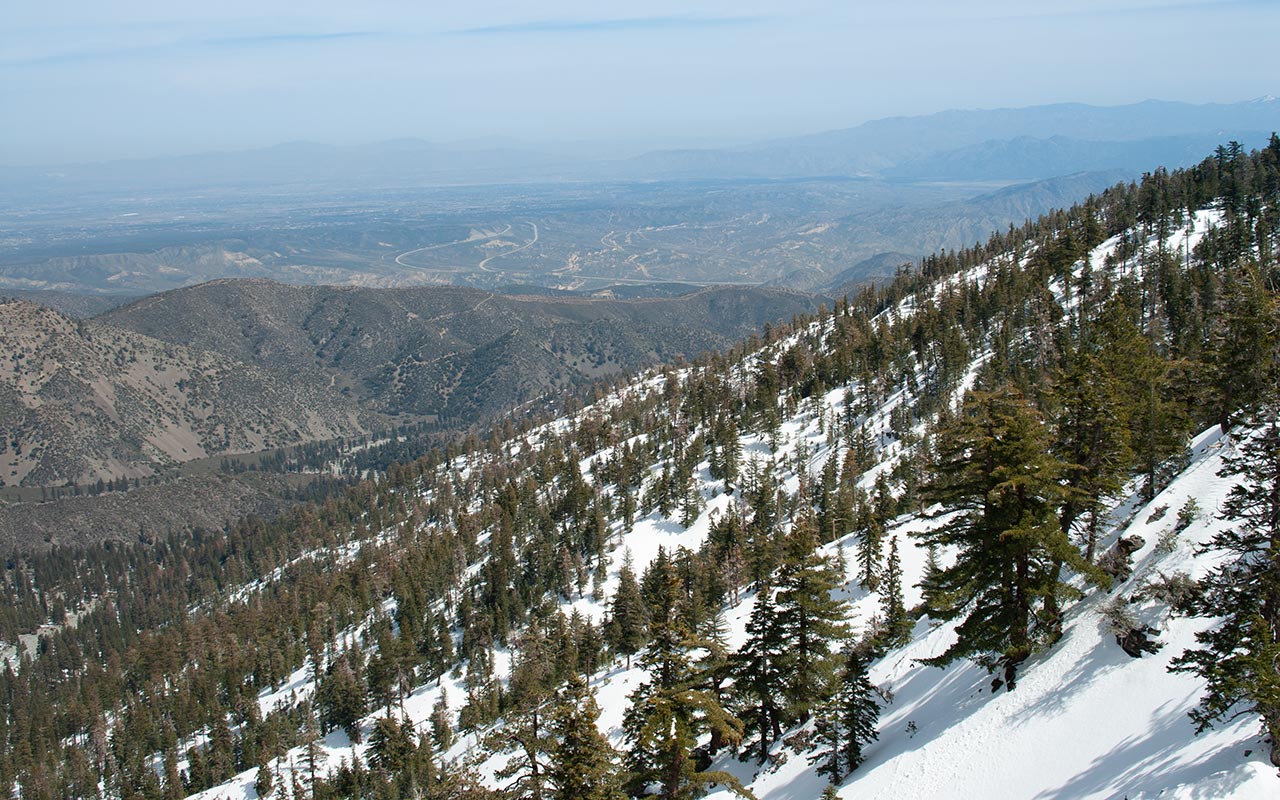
917 386 1084 690
1172 408 1280 769
547 676 624 800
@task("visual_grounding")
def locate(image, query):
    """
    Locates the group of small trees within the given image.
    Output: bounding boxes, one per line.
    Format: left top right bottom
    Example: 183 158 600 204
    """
492 523 886 800
3 138 1278 798
1174 370 1280 767
492 673 626 800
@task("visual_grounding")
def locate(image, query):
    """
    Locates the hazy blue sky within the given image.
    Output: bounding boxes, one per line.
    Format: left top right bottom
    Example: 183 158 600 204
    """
3 0 1278 165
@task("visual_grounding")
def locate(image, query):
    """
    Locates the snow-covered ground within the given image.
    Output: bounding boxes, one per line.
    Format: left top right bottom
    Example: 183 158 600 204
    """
705 424 1279 800
192 421 1279 800
187 206 1280 800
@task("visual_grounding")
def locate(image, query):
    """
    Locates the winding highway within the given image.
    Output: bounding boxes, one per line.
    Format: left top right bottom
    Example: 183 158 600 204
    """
478 222 539 273
394 224 513 269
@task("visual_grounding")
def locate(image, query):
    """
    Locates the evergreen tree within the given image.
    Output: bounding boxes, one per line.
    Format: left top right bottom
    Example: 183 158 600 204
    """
495 621 559 800
1043 342 1131 639
547 675 624 800
299 712 325 800
1096 296 1188 501
430 692 453 751
853 489 882 591
732 586 789 764
775 512 851 721
817 454 841 543
366 633 397 715
916 386 1086 690
811 648 880 783
1048 343 1133 564
916 544 945 617
368 714 418 775
877 536 911 648
492 701 556 800
607 553 649 669
1172 410 1280 769
317 653 366 743
1209 261 1278 431
622 559 748 800
163 749 184 800
207 713 236 785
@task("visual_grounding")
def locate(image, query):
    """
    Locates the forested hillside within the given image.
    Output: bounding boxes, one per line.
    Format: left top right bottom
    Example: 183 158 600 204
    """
0 138 1277 800
0 300 366 488
100 282 824 424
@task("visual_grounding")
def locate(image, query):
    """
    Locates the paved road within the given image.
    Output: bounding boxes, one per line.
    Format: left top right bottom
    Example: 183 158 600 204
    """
394 224 513 268
479 222 539 273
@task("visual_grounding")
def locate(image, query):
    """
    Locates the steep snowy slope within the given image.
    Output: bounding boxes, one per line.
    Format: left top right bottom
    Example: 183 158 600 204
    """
192 403 1278 800
719 426 1277 800
183 174 1280 800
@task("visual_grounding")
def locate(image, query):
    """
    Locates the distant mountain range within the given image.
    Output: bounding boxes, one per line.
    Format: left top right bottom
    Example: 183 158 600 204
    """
3 97 1276 195
624 97 1280 180
881 134 1249 182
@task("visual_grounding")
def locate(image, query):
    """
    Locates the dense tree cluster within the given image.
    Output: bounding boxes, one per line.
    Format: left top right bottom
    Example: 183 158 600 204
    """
0 137 1276 797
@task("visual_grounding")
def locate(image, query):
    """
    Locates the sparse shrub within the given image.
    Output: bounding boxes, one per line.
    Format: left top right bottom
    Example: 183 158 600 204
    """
1100 595 1139 639
1098 534 1145 584
1174 497 1200 532
1136 570 1198 611
1101 595 1162 658
783 729 813 752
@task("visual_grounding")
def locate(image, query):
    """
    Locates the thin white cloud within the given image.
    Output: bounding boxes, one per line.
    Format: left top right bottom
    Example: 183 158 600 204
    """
449 15 764 36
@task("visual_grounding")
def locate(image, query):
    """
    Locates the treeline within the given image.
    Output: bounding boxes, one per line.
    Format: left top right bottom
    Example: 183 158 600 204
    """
0 136 1276 799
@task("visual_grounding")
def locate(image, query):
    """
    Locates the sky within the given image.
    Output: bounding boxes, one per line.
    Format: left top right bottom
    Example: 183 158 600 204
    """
2 0 1278 166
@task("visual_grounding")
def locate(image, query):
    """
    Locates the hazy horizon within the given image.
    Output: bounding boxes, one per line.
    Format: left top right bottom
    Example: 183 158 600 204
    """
5 95 1280 172
4 1 1280 166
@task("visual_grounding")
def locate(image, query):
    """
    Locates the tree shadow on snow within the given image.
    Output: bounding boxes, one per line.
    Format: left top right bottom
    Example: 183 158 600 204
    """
1031 708 1258 799
874 658 995 755
1009 617 1133 725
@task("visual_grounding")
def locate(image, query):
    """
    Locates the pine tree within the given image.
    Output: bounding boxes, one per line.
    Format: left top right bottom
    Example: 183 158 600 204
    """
299 711 325 800
368 715 417 775
1210 261 1278 432
853 490 882 591
732 586 789 764
1048 343 1133 564
547 676 624 800
877 536 911 648
607 553 649 669
430 692 453 751
1043 342 1130 639
811 648 880 783
366 632 397 715
317 654 366 742
775 512 851 721
492 701 555 800
916 386 1085 690
622 559 749 800
817 453 841 543
496 620 559 800
1096 296 1188 501
917 544 944 616
163 749 184 800
1172 409 1280 769
743 461 783 586
207 713 236 784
